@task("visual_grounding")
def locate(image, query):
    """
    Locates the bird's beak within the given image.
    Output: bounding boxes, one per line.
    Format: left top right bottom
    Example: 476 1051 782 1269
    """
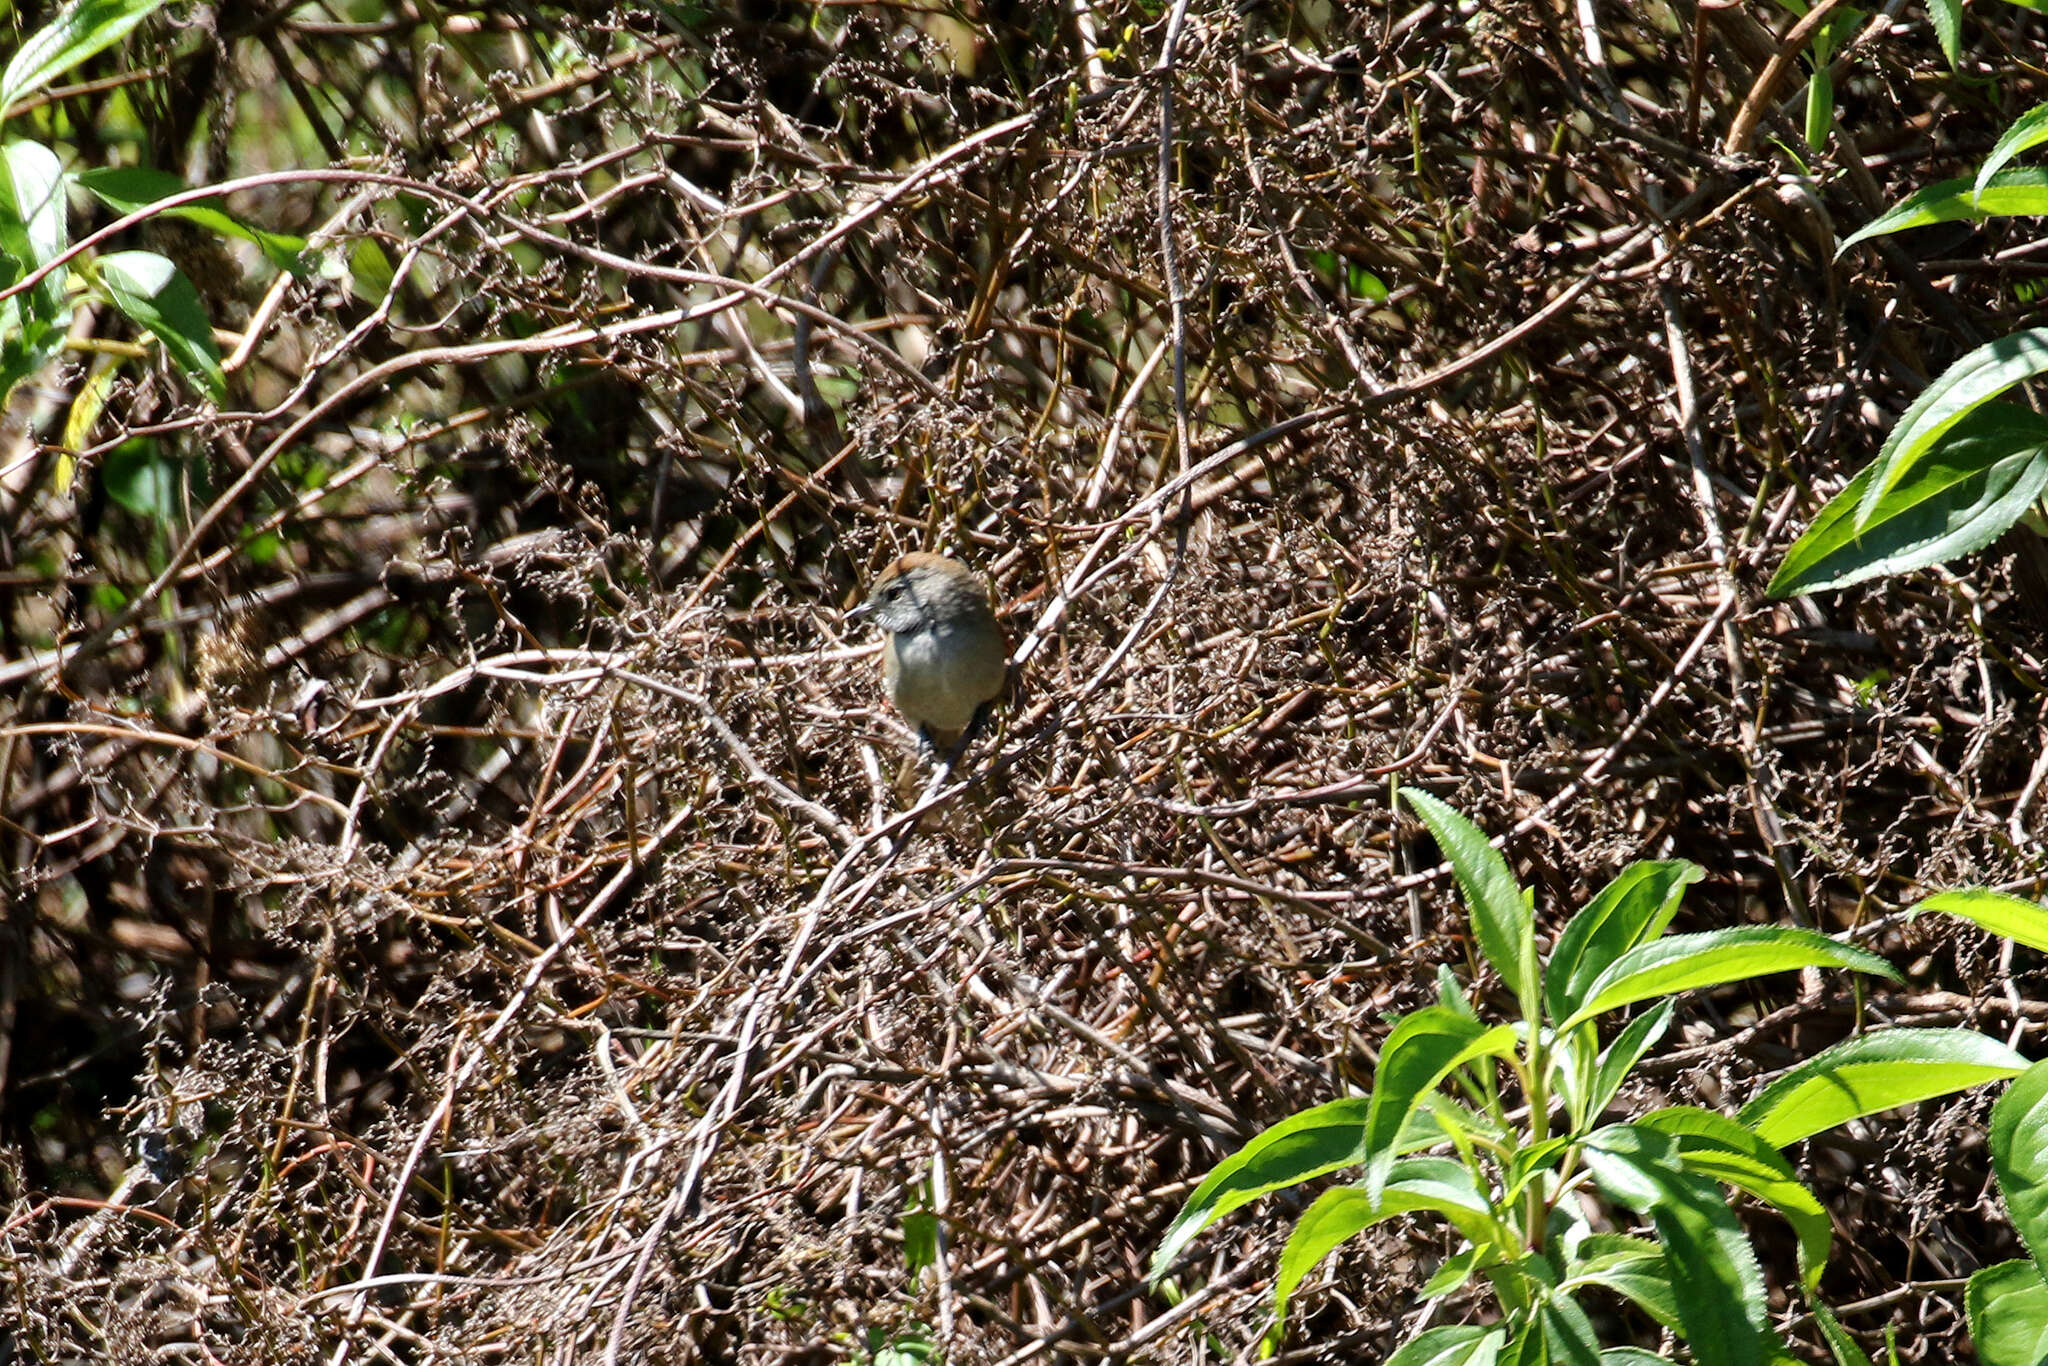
845 598 875 622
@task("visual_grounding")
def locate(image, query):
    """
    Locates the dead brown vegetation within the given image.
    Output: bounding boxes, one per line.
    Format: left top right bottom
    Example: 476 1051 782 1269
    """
3 0 2048 1361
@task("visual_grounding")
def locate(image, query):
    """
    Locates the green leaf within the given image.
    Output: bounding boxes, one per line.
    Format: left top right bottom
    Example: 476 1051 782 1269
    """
1528 1293 1602 1366
1878 337 2048 527
1499 1325 1544 1366
1804 65 1832 154
97 249 224 401
1739 1028 2028 1148
0 141 71 402
1503 1136 1575 1203
1915 888 2048 954
1271 1159 1501 1333
1365 1010 1517 1201
1810 1299 1876 1366
75 167 311 276
1425 1092 1507 1152
1927 0 1961 67
1584 1002 1676 1126
1149 1096 1371 1280
241 529 283 566
347 236 396 303
0 303 68 400
1423 1246 1488 1299
1994 1061 2048 1279
100 439 178 521
1384 1156 1505 1246
1583 1125 1786 1366
1767 402 2048 595
1979 106 2048 204
1401 789 1538 1020
1838 170 2048 257
900 1184 937 1279
1558 927 1899 1033
1 141 68 314
0 0 170 116
869 1325 938 1366
1966 1260 2048 1366
0 311 67 395
1486 1250 1560 1317
1386 1325 1506 1366
1640 1106 1831 1291
1849 329 2048 527
1600 1351 1672 1366
1560 1235 1681 1329
1438 963 1479 1021
1548 860 1703 1023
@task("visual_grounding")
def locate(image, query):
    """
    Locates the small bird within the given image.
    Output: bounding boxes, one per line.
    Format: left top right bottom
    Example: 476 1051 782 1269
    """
849 552 1008 754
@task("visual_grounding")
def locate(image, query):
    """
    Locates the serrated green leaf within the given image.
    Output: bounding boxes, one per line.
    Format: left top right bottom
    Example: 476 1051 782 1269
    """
1639 1106 1831 1291
0 0 170 115
1402 789 1538 1020
1927 0 1962 66
1425 1092 1507 1151
1438 962 1479 1020
1768 402 2048 595
75 166 311 276
1966 1260 2048 1366
97 249 224 401
1365 1010 1516 1201
1548 860 1702 1023
1386 1325 1506 1366
1561 1236 1681 1329
1740 1028 2028 1148
1583 1125 1786 1366
1810 1300 1877 1366
1558 927 1899 1033
1583 1002 1676 1126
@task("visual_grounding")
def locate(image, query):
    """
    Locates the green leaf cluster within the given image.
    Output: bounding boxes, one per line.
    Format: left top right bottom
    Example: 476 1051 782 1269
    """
1886 889 2048 1364
0 0 310 410
1771 101 2048 597
1152 794 2031 1364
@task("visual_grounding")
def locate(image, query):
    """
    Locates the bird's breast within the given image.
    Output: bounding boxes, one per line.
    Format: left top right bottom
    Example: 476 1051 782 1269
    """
884 621 1007 733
